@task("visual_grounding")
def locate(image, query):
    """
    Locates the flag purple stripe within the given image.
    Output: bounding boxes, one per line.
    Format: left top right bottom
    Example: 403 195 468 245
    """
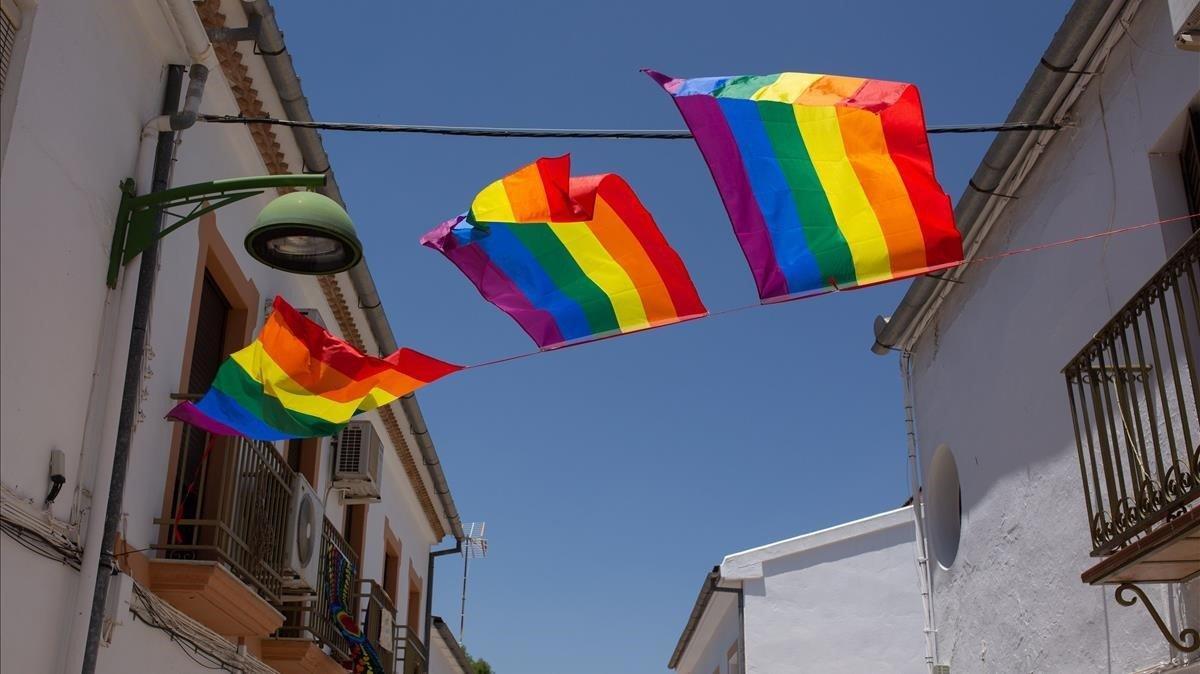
670 94 788 299
424 217 566 346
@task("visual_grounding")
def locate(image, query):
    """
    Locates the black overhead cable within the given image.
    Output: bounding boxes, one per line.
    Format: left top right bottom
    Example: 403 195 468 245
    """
199 114 1061 139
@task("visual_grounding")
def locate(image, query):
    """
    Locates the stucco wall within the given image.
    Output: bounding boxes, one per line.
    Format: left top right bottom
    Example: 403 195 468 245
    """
743 514 925 674
907 3 1200 673
0 0 443 671
675 590 740 674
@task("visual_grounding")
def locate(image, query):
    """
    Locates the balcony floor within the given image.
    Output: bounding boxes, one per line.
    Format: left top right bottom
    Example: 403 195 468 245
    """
1083 505 1200 585
148 559 285 637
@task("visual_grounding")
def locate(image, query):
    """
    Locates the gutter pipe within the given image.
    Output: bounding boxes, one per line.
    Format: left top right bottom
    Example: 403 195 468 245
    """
710 576 746 674
668 567 744 672
871 0 1125 355
902 351 939 671
425 540 463 659
242 0 463 541
74 6 214 673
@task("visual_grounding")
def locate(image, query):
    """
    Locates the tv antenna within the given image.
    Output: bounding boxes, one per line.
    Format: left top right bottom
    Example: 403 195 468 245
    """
459 522 488 642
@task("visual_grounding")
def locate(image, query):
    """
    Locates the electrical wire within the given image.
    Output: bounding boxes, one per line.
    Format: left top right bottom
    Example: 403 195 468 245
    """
462 213 1197 372
198 114 1061 138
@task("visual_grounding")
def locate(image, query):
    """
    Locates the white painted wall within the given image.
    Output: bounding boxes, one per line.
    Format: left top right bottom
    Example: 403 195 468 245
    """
906 3 1200 673
0 0 449 671
676 508 925 674
675 589 740 674
429 623 471 674
737 508 923 674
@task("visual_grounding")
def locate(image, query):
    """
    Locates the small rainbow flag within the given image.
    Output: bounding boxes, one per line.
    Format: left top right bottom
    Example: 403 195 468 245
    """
167 296 462 441
647 70 963 301
422 155 707 348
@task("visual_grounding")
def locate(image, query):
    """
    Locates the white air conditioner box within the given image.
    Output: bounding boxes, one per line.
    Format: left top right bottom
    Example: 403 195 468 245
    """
1170 0 1200 50
333 420 383 501
283 474 323 591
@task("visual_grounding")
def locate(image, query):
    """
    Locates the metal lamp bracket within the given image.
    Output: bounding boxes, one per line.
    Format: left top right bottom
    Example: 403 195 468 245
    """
106 174 326 287
1116 583 1199 653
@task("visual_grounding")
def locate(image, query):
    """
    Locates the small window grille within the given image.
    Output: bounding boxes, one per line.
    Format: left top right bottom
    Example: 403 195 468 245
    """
0 3 17 98
1182 108 1200 233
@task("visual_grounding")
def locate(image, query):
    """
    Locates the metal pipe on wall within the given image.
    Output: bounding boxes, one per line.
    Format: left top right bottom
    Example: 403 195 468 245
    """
77 63 186 674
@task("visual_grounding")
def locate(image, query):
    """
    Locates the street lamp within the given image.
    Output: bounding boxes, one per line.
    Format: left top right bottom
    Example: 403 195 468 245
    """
245 190 362 274
106 173 362 286
85 171 363 674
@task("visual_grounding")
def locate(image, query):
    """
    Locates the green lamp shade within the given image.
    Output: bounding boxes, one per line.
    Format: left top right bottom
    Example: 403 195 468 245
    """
246 191 363 275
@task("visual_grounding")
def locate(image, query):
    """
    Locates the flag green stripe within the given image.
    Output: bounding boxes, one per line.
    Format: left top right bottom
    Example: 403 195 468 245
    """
213 361 346 437
505 223 621 336
757 101 858 286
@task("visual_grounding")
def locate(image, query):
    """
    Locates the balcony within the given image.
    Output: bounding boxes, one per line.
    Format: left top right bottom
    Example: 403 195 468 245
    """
150 431 291 636
358 581 428 674
275 517 359 664
1063 234 1199 648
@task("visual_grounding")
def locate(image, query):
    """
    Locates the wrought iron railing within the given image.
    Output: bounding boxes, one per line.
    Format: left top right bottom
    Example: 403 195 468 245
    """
397 624 428 674
1064 233 1200 556
276 516 358 661
357 579 399 674
155 430 294 602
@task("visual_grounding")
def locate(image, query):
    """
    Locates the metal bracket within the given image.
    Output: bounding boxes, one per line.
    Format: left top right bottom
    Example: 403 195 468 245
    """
106 174 326 287
205 14 261 44
1115 583 1199 653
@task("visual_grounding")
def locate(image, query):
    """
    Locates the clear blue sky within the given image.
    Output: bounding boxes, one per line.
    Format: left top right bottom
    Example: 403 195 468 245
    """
277 2 1071 671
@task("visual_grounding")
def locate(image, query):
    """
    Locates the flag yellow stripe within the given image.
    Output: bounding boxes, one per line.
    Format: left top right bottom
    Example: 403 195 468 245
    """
231 345 396 422
791 105 892 284
550 221 650 332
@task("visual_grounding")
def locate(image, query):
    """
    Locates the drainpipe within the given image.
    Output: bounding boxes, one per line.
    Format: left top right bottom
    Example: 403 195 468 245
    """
425 540 463 657
710 574 746 674
74 6 213 674
901 351 939 672
241 0 463 542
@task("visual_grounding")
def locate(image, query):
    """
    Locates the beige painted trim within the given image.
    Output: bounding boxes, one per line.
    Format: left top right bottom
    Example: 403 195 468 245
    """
157 211 260 546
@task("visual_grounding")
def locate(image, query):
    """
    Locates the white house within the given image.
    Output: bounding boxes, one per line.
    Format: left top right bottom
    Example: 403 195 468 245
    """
1 2 464 673
870 0 1200 672
670 507 926 674
429 617 474 674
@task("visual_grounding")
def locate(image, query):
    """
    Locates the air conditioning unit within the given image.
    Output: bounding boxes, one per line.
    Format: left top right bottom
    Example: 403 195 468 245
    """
1171 0 1200 50
283 474 324 591
333 420 383 502
264 300 327 329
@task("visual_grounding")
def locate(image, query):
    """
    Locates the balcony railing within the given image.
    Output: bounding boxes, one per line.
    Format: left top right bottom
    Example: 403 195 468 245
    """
1064 233 1200 556
355 579 428 674
276 516 359 662
397 624 428 674
155 431 294 602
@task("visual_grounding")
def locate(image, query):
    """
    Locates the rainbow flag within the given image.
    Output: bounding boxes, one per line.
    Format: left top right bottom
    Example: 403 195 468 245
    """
167 296 462 441
647 70 963 301
422 155 707 348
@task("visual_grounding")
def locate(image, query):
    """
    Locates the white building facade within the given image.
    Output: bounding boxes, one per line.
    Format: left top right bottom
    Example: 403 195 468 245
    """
670 507 926 674
871 1 1200 672
1 2 462 673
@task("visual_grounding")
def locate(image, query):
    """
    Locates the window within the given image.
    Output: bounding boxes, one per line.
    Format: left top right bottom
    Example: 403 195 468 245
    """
406 566 423 633
343 503 368 568
726 642 740 674
286 437 320 488
1181 108 1199 233
926 444 962 568
168 272 231 544
383 524 402 605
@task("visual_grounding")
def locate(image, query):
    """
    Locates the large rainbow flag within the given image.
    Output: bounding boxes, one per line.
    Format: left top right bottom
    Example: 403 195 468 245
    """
167 296 462 440
647 70 963 301
422 155 707 348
